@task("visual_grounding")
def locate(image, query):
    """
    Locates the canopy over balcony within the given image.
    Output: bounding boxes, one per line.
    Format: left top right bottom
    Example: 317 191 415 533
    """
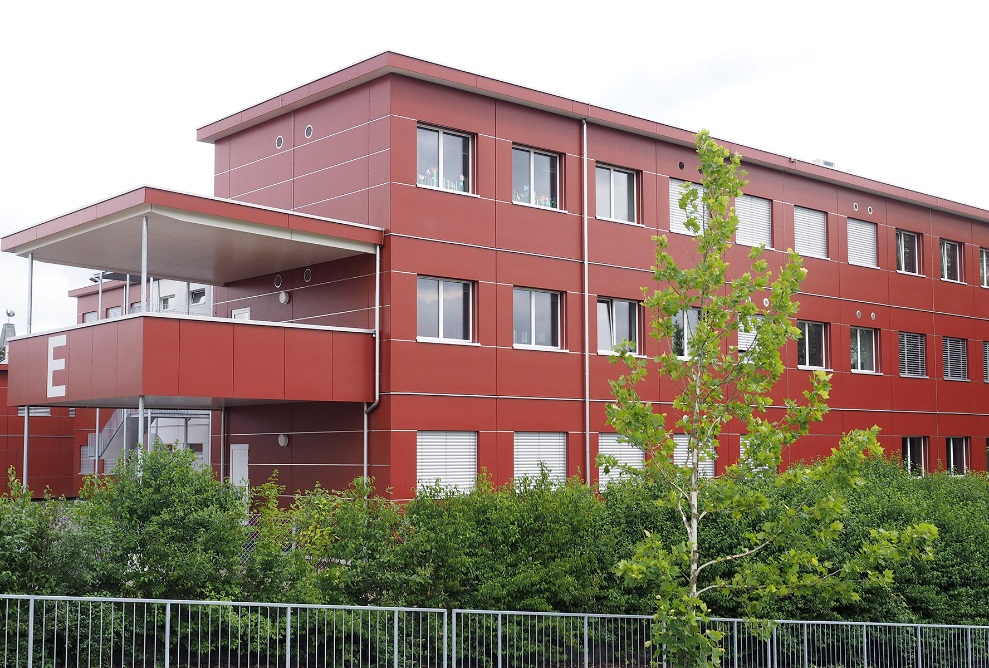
1 186 383 284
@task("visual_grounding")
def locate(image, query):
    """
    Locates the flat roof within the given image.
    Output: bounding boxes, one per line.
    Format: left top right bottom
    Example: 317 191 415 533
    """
197 51 989 225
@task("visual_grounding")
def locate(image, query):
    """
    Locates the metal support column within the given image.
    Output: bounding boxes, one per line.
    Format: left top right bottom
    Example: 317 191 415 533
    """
22 252 33 488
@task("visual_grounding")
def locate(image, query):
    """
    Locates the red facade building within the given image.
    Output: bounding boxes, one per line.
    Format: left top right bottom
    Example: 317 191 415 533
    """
4 53 989 499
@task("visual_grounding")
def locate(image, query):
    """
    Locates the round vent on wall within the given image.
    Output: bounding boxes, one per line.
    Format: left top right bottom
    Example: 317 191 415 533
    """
305 125 313 139
277 434 289 447
304 268 313 283
853 202 859 211
274 274 283 288
278 291 290 305
868 206 874 215
275 136 284 149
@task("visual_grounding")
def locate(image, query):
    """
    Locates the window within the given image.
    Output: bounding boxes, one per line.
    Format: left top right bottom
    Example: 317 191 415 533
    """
669 179 707 236
896 230 921 274
129 302 143 314
946 437 969 475
796 321 827 369
672 309 700 358
514 432 566 482
735 194 772 247
17 406 52 417
189 288 207 305
512 146 559 208
673 434 716 477
417 277 471 342
82 311 97 323
231 307 251 320
597 298 638 353
847 219 878 267
902 436 926 475
416 431 477 492
159 295 174 312
984 341 989 383
940 239 962 282
942 336 968 380
513 288 560 348
598 433 644 485
417 126 471 193
899 332 926 377
850 327 878 373
737 315 762 354
106 306 122 319
793 206 828 259
596 165 636 222
981 248 989 287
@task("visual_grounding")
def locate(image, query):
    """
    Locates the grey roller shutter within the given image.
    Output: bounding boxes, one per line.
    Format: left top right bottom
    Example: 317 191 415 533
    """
514 432 566 481
598 433 644 485
942 337 968 380
899 332 926 377
983 342 989 382
735 195 772 247
669 179 705 236
794 206 828 258
673 434 714 478
847 218 878 267
417 431 477 492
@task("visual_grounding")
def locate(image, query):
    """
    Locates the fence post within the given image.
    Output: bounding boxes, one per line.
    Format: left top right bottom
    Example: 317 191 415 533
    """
733 620 738 668
451 610 457 668
285 606 292 668
916 625 922 668
583 615 589 668
164 602 171 668
968 626 973 668
394 609 399 668
803 622 808 668
27 597 35 668
442 610 448 668
771 625 777 668
862 623 867 668
497 612 503 668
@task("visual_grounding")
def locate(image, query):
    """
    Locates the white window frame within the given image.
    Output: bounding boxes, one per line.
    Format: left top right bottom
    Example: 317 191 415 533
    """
417 125 472 193
899 332 927 378
850 326 879 374
189 288 207 306
159 295 175 312
231 307 251 321
417 276 473 343
598 433 644 485
669 179 707 236
793 206 828 259
735 194 773 248
942 336 968 381
672 308 700 358
416 431 478 493
902 436 927 476
847 218 878 268
514 432 566 482
596 165 637 223
980 248 989 288
82 311 97 323
513 287 562 349
796 320 828 369
512 146 560 209
597 297 639 354
737 315 762 354
940 239 963 282
896 230 921 275
946 437 969 475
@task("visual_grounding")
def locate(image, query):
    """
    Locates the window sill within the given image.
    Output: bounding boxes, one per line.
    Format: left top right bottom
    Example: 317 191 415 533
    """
416 184 479 198
796 365 831 371
737 243 775 251
848 263 880 270
943 377 970 382
513 344 566 352
799 254 830 261
416 337 480 347
850 369 881 375
511 200 567 213
896 269 924 277
596 215 640 226
900 374 929 379
597 350 644 358
940 278 965 285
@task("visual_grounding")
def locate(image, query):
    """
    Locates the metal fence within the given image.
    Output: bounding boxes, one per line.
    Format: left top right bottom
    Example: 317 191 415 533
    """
4 595 989 667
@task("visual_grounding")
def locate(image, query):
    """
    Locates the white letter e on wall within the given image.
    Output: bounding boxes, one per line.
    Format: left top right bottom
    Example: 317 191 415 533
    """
47 335 67 398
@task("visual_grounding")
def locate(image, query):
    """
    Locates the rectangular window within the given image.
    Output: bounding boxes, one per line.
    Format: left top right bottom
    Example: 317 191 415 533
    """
902 436 926 475
793 206 828 259
984 341 989 383
596 165 636 222
82 311 97 323
417 126 471 193
189 288 207 305
981 248 989 288
17 406 52 417
416 431 477 492
514 432 566 482
669 179 707 236
106 306 122 319
735 194 772 248
598 433 644 485
847 219 878 267
597 298 638 354
899 332 926 377
797 321 827 369
942 336 968 380
512 147 559 208
672 308 700 358
850 327 878 373
513 288 561 348
940 239 962 282
129 302 143 314
737 315 762 353
673 434 715 477
417 277 471 342
159 295 174 312
896 230 921 274
946 437 969 475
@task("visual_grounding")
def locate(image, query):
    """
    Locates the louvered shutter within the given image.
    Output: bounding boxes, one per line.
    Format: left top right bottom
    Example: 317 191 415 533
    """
847 219 877 267
672 434 714 478
735 195 772 247
598 433 644 485
417 431 477 492
669 179 705 236
514 432 566 481
899 332 926 377
737 315 762 352
942 337 968 380
983 342 989 383
793 207 828 258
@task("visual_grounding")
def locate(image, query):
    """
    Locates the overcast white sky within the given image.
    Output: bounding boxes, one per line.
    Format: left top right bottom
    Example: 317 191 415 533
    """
1 0 986 333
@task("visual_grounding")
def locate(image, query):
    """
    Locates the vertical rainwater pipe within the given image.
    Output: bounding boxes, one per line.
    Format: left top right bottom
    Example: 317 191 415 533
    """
363 245 382 482
581 119 591 486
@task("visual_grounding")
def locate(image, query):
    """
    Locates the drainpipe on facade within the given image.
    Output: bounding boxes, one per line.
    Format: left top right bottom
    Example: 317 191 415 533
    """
363 245 382 483
581 119 591 487
22 252 33 488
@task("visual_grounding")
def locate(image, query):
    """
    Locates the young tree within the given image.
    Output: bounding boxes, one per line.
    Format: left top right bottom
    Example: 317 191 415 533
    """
605 131 937 667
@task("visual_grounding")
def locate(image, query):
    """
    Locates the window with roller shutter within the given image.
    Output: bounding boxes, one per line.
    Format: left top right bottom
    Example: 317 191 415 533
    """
416 431 477 493
514 432 566 482
793 206 828 259
735 194 772 248
899 332 926 377
669 179 707 236
942 337 968 381
847 218 877 267
597 433 644 485
672 434 715 478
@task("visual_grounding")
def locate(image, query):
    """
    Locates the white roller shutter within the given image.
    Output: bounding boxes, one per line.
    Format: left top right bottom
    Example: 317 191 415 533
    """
669 179 706 236
514 432 566 481
737 315 762 352
793 206 828 259
983 342 989 383
672 434 715 478
847 218 877 267
598 433 644 485
735 195 772 247
417 431 477 492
